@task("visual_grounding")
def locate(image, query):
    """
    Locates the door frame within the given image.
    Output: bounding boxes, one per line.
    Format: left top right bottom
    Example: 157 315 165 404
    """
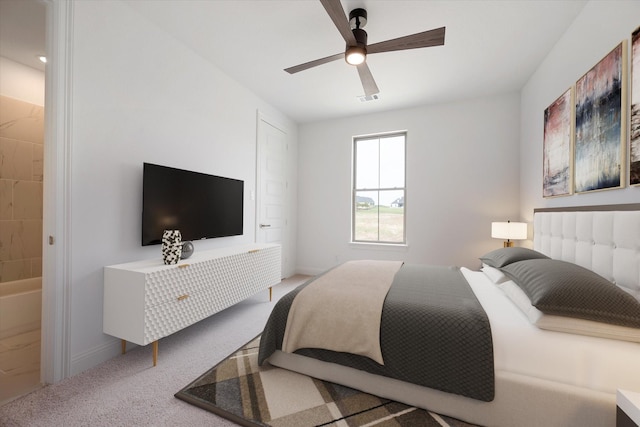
255 111 289 276
41 0 73 384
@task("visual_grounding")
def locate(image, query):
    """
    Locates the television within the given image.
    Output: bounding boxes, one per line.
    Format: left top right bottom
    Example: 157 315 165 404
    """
141 163 244 246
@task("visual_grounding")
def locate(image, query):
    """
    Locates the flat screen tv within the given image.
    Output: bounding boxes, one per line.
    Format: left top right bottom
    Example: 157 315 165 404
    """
142 163 244 246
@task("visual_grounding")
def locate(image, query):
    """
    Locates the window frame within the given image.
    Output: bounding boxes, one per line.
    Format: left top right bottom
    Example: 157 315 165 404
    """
351 131 407 245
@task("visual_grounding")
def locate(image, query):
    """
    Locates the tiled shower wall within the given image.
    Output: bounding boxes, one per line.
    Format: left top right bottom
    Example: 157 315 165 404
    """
0 95 44 283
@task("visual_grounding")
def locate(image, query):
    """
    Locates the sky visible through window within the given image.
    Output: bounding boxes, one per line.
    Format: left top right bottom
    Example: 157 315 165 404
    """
355 134 405 206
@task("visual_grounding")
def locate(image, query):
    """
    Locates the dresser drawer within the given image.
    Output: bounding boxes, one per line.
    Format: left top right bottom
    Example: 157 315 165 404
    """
143 281 260 343
144 263 206 309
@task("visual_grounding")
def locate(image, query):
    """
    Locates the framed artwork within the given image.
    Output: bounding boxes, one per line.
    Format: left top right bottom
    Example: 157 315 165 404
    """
574 41 627 193
543 88 574 197
631 27 640 186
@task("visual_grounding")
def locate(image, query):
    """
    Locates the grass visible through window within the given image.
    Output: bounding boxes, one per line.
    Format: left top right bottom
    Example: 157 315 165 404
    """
354 205 404 243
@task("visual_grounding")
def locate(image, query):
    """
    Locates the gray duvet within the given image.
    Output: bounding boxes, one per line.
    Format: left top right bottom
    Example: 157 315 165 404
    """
258 263 495 402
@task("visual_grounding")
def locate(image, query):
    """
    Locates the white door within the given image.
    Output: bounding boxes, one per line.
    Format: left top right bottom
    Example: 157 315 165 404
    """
256 114 288 277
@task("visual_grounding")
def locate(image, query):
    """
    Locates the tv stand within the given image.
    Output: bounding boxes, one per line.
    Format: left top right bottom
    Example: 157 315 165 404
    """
103 243 281 365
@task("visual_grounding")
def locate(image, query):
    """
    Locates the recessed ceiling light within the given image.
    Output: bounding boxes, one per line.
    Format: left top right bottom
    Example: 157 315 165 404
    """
38 55 47 64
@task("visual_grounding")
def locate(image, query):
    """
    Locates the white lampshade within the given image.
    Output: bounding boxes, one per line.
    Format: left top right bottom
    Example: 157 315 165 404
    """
491 221 527 240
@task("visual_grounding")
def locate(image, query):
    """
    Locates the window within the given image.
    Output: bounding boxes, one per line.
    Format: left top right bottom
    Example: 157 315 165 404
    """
352 132 406 244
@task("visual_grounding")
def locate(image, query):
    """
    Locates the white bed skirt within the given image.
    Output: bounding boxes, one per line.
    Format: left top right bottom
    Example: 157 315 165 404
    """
266 350 615 427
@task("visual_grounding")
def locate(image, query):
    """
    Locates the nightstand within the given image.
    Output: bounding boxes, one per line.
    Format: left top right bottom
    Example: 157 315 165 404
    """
617 389 640 427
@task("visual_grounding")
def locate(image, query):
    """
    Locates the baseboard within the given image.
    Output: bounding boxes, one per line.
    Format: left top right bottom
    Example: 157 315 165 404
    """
295 266 325 276
70 336 127 376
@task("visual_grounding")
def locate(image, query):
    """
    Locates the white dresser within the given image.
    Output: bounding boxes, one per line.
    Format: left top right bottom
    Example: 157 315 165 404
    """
103 243 281 365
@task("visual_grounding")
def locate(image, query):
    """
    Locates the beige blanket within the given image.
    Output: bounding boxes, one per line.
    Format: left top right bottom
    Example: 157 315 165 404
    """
281 260 403 365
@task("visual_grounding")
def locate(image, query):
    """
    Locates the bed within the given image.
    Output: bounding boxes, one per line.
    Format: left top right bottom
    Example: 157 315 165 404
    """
258 204 640 427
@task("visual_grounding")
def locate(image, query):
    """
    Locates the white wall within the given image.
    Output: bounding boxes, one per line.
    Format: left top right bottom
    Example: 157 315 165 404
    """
297 92 521 274
520 0 640 222
0 57 45 105
67 1 297 375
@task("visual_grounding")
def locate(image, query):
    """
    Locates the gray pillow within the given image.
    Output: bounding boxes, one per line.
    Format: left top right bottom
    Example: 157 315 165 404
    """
479 247 549 268
501 259 640 328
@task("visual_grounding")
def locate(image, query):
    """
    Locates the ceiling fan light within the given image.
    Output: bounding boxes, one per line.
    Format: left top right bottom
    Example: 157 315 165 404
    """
345 46 366 65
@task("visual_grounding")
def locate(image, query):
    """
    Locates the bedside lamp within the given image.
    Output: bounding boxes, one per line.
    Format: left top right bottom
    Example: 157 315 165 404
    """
491 221 527 247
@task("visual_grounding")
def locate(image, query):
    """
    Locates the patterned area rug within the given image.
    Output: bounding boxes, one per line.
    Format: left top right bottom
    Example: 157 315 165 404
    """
175 336 480 427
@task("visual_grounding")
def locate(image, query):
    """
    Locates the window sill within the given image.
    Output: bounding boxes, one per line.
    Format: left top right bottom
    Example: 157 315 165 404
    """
349 242 409 251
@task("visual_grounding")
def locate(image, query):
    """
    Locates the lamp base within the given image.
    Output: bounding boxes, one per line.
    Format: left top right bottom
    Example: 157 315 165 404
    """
503 241 513 248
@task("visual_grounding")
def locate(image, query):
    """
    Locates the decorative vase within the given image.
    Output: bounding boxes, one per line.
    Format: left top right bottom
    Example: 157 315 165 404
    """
161 230 182 265
181 241 194 259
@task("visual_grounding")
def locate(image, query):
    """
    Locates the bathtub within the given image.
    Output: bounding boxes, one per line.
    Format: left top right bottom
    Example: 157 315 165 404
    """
0 277 42 340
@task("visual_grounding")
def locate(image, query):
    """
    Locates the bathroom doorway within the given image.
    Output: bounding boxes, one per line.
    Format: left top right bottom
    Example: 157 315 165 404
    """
0 0 47 404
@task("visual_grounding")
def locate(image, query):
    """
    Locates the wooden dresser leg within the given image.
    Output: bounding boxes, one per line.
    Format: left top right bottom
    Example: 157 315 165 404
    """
269 286 272 302
152 341 158 366
121 339 126 355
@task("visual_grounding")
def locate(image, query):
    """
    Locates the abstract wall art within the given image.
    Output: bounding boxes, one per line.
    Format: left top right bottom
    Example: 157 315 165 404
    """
574 41 627 193
543 88 573 197
631 27 640 186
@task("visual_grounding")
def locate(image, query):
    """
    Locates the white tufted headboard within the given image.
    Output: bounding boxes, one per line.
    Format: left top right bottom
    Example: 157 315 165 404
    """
533 204 640 301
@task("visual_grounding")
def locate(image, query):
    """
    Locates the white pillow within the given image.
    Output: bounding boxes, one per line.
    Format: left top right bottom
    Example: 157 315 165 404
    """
500 280 640 343
481 264 509 284
499 280 543 323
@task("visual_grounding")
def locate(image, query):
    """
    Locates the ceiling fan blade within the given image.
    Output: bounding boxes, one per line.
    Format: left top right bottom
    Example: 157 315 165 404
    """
285 52 344 74
319 0 357 46
356 63 379 96
367 27 445 54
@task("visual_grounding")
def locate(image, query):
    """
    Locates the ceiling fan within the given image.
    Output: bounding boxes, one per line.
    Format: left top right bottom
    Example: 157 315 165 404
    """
285 0 446 97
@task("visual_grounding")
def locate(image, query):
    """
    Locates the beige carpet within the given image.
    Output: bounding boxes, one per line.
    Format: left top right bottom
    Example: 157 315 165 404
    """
0 277 308 427
176 336 480 427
